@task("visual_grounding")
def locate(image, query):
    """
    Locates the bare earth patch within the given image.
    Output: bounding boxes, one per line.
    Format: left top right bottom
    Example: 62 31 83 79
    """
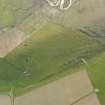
15 70 100 105
0 28 28 57
0 94 11 105
74 93 100 105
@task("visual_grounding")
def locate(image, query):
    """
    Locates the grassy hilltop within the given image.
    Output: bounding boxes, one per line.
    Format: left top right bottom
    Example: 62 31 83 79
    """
0 23 103 95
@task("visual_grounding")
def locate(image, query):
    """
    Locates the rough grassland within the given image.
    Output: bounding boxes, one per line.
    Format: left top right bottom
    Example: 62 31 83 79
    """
84 53 105 105
0 23 103 95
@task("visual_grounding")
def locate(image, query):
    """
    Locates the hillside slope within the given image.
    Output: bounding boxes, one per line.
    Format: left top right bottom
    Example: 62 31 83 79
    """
0 23 103 95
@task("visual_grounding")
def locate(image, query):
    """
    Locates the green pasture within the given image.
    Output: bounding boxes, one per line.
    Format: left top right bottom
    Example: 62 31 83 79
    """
83 53 105 105
0 23 103 95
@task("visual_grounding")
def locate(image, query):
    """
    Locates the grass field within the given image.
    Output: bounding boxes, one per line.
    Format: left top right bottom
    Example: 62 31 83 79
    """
83 53 105 105
0 22 103 95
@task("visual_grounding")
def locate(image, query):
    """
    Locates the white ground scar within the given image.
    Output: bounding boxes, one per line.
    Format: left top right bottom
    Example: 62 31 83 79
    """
46 0 73 10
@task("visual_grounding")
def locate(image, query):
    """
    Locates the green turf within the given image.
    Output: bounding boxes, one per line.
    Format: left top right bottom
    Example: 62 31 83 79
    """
83 53 105 105
0 23 102 95
0 58 22 92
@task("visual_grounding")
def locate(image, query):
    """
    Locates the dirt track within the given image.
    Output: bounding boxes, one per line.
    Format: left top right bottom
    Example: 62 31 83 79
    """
74 93 100 105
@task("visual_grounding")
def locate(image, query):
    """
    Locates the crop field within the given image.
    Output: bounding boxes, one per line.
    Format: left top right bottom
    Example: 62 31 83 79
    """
14 70 100 105
0 22 103 95
0 29 27 57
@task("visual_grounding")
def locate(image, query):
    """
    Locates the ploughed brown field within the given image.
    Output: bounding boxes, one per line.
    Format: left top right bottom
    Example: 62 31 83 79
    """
0 29 28 57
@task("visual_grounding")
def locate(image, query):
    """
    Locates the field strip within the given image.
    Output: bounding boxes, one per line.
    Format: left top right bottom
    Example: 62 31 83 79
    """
74 93 100 105
70 91 94 105
0 70 100 105
70 91 101 105
14 70 100 105
0 28 28 58
0 94 11 105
